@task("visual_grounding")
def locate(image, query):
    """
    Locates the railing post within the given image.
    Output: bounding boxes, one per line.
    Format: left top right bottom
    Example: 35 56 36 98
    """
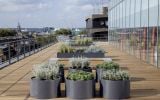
29 39 31 56
23 39 26 57
8 42 11 64
17 40 19 61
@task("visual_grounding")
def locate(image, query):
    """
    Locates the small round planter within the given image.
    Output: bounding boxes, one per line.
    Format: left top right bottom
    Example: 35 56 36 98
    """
101 79 130 99
66 79 95 99
30 78 60 99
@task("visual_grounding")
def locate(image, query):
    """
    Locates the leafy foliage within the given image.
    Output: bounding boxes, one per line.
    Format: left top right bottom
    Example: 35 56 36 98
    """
85 45 105 53
0 29 17 37
55 28 72 36
67 71 94 81
32 61 62 80
69 57 90 68
96 61 119 70
102 70 130 81
75 38 92 46
59 44 75 53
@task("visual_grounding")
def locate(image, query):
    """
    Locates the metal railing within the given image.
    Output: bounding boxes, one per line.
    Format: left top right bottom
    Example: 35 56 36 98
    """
0 38 57 69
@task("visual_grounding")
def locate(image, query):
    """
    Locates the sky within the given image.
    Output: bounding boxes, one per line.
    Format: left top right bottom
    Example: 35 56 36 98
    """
0 0 108 28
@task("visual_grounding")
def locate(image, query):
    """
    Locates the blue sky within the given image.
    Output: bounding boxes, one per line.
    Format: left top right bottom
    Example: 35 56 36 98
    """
0 0 108 28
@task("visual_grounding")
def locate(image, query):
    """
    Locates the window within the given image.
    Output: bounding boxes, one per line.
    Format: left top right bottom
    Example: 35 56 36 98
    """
149 0 158 26
141 0 148 27
135 0 141 27
126 0 130 28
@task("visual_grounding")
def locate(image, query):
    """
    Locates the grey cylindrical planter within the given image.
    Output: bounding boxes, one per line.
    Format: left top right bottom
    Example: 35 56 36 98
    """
96 68 103 82
30 78 60 99
66 79 95 99
101 79 130 99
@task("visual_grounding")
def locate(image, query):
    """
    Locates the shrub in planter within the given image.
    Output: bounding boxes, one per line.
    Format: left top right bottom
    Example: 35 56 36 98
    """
75 38 93 46
101 70 130 99
84 45 105 53
66 71 95 99
69 57 92 72
59 44 75 54
96 61 119 82
30 62 61 99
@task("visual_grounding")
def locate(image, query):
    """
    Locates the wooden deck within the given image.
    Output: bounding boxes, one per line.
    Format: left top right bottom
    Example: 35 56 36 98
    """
0 42 160 100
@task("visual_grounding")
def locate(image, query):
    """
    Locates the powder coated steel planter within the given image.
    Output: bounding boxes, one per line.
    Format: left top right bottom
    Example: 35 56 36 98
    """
101 79 130 99
57 52 105 58
66 79 95 99
30 78 60 99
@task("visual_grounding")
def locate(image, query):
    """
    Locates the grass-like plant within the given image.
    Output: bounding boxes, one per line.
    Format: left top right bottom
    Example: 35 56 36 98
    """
84 45 105 53
96 61 119 70
32 61 61 80
102 70 130 81
59 44 75 53
75 38 93 46
67 71 94 81
69 57 90 68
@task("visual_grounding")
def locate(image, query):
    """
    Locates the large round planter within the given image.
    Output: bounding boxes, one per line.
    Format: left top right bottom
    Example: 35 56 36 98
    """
66 79 95 99
96 68 103 82
101 79 130 99
30 78 60 99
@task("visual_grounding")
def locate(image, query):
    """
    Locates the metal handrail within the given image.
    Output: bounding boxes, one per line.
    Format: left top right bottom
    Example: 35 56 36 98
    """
0 38 57 69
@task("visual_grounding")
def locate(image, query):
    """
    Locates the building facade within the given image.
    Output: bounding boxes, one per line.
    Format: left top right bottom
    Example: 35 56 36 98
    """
86 7 108 41
108 0 160 67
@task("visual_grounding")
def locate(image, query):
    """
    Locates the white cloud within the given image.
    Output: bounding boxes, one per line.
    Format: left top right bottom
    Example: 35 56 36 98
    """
0 0 109 28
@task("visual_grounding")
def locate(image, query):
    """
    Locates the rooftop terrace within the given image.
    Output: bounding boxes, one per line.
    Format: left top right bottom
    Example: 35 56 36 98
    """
0 42 160 100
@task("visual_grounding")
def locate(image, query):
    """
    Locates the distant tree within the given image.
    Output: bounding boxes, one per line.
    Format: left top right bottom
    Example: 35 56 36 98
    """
0 29 17 37
55 28 72 35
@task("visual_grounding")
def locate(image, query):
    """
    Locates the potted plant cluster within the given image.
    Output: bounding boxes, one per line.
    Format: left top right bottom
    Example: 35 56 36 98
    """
57 44 105 58
66 71 95 99
69 57 92 72
30 61 63 99
96 61 119 82
101 70 130 99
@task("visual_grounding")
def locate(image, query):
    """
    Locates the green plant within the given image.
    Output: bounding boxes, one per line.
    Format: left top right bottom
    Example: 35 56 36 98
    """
85 45 105 53
75 38 93 46
69 57 90 68
102 70 130 81
96 61 119 70
67 71 94 81
59 44 74 53
32 61 61 80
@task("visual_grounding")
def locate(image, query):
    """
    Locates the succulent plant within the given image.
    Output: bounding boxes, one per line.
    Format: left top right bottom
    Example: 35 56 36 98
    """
102 70 130 81
84 45 105 53
67 71 94 81
69 57 90 68
32 61 61 80
96 61 119 70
